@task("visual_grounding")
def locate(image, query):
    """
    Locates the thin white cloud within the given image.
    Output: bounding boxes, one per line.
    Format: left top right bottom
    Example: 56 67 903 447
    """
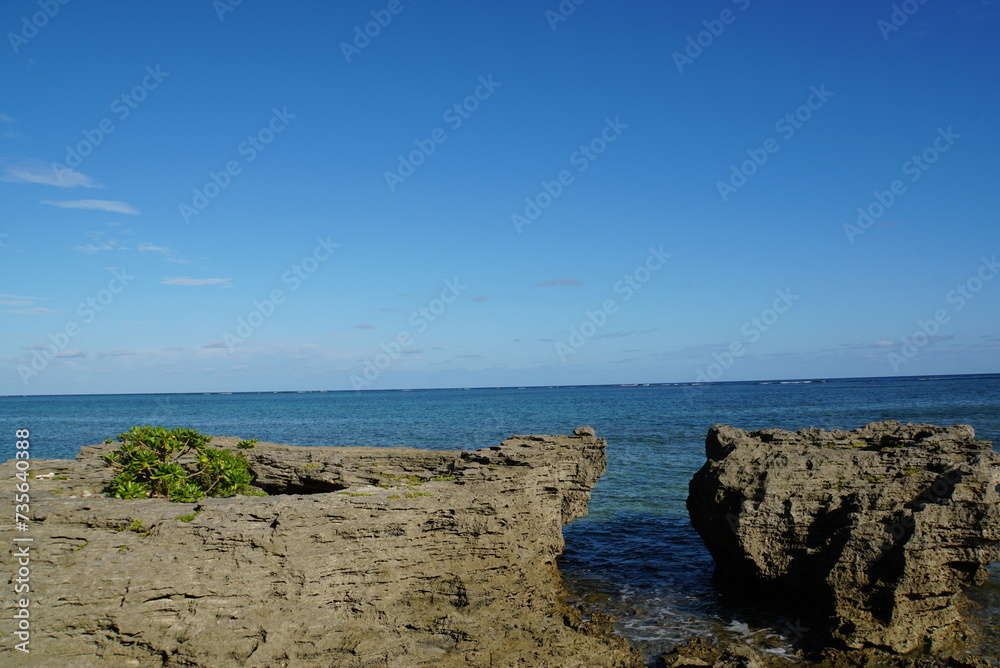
55 350 86 358
0 116 23 140
138 242 192 264
535 278 583 287
161 277 232 287
74 240 128 254
97 349 137 357
826 340 897 352
0 300 31 305
593 329 658 340
5 307 58 315
1 160 102 188
0 293 45 301
43 199 139 215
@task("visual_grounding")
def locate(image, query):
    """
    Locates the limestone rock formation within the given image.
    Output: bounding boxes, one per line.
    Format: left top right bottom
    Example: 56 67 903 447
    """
1 427 642 668
686 421 1000 656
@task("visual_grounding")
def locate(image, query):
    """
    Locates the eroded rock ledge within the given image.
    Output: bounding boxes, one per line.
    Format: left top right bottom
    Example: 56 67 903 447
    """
687 421 1000 658
1 427 643 668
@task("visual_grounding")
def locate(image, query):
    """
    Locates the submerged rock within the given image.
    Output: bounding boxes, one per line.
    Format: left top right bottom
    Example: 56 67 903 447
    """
1 427 643 667
686 421 1000 657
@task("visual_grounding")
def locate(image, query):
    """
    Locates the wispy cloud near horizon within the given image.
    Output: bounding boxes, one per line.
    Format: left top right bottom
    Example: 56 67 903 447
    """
139 242 191 264
43 199 139 215
161 277 232 287
535 279 583 287
74 240 128 254
0 293 46 301
5 307 59 315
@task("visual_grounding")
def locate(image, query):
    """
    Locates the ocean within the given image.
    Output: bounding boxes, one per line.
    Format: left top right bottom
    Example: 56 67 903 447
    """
3 373 999 661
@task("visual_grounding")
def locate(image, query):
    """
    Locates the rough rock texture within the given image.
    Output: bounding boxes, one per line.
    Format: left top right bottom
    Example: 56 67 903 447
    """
687 421 1000 656
659 639 769 668
1 427 643 668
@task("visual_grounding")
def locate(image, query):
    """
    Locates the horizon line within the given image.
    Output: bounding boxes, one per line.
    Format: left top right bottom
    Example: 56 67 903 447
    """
2 371 998 399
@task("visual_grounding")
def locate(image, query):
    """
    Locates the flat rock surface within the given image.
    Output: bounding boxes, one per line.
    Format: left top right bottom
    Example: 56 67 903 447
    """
1 427 642 667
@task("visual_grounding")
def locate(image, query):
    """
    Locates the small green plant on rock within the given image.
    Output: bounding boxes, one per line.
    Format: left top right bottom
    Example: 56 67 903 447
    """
866 474 883 483
175 509 202 522
103 425 255 502
115 520 152 537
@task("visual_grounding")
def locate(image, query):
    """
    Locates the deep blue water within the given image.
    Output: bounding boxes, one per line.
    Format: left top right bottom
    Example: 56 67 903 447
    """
2 374 999 660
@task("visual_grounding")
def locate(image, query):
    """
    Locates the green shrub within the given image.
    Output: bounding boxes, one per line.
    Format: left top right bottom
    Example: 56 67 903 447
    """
103 425 255 502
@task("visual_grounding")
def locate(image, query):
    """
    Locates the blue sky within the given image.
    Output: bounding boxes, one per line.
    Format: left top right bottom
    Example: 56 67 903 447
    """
1 0 998 395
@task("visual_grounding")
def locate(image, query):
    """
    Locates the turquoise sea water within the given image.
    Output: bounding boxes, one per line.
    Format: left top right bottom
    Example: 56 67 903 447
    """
3 374 999 661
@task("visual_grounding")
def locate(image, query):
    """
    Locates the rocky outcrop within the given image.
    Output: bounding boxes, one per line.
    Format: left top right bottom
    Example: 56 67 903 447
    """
1 427 643 668
687 421 1000 656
